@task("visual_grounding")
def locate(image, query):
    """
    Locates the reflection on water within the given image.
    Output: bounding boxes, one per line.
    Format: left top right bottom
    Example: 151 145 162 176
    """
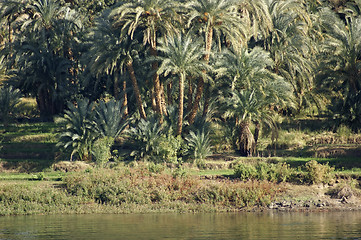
1 211 361 239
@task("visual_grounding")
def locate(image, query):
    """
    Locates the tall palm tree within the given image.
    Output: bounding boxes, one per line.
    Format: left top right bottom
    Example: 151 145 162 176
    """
264 0 317 112
317 10 361 129
217 46 294 155
86 17 147 119
110 0 180 120
8 0 81 118
185 0 247 124
157 33 211 135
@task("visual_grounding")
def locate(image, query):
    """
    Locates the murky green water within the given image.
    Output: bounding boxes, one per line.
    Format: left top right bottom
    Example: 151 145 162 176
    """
0 211 361 239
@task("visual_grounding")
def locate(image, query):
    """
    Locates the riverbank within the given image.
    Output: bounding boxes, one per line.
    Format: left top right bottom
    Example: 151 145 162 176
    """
0 162 361 216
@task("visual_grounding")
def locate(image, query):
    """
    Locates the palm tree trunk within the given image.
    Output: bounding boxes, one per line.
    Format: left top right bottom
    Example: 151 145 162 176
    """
161 83 167 116
186 78 193 113
167 81 173 105
8 21 12 43
188 27 213 124
150 46 164 122
202 83 210 117
126 61 147 120
122 77 129 117
237 121 255 157
176 73 185 136
113 73 119 99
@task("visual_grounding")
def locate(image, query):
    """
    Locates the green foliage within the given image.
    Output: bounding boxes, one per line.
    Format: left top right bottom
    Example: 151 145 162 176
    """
57 98 96 161
0 183 86 216
305 160 335 184
0 86 21 126
58 98 128 162
93 99 128 139
233 163 258 181
156 134 183 164
63 168 278 208
233 162 293 182
126 117 182 163
337 124 353 138
185 129 212 162
92 137 114 167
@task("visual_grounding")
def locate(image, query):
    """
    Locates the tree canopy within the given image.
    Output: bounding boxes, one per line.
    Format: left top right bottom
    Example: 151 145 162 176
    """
1 0 361 156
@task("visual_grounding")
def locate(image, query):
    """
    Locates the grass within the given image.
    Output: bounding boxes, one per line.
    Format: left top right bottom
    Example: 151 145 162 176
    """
0 171 65 181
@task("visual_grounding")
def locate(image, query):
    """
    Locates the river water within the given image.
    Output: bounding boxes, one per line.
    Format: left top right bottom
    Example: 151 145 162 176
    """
0 211 361 239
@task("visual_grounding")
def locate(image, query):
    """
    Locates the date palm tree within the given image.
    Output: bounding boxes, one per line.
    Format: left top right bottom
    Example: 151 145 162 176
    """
0 0 28 44
157 33 211 135
217 47 294 155
264 0 317 112
185 0 247 125
85 17 147 119
110 0 180 120
317 10 361 129
8 0 82 118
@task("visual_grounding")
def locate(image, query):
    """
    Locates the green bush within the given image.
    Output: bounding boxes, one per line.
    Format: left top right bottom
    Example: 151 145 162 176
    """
57 98 96 161
185 130 212 162
127 117 182 163
93 99 128 139
0 86 22 127
305 160 335 184
92 137 114 167
58 98 128 162
234 164 257 180
63 168 278 209
0 184 85 216
234 162 292 182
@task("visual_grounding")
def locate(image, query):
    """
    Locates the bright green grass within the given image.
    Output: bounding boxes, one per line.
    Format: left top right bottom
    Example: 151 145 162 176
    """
1 122 60 143
190 169 234 176
0 171 65 181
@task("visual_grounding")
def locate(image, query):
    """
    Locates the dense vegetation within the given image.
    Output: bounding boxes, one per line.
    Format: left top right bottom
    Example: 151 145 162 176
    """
1 0 361 163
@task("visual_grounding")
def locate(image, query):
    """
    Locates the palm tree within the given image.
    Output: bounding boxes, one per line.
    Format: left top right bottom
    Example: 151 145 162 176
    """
157 33 211 135
185 0 247 125
10 41 72 118
85 17 147 119
237 0 273 41
0 0 28 44
217 47 293 156
317 10 361 129
110 0 180 120
264 0 317 112
8 0 81 118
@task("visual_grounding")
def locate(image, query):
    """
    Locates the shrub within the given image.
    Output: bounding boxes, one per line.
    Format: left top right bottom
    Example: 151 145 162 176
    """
0 86 21 127
63 168 279 209
93 99 128 139
92 137 114 167
126 117 182 163
234 162 292 182
234 164 257 180
305 160 335 184
185 130 212 162
57 98 96 161
58 98 128 162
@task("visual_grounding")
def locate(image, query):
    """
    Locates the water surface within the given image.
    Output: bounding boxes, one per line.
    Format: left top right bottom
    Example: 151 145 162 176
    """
1 211 361 239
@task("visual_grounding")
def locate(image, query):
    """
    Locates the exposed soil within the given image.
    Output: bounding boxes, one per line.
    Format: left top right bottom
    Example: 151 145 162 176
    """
268 182 361 212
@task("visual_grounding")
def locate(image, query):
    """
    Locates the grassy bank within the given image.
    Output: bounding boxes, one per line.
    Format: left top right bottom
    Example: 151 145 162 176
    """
1 120 361 215
0 166 281 216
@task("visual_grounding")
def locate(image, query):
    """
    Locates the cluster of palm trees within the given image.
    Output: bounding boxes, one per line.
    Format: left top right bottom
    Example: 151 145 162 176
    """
1 0 361 157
